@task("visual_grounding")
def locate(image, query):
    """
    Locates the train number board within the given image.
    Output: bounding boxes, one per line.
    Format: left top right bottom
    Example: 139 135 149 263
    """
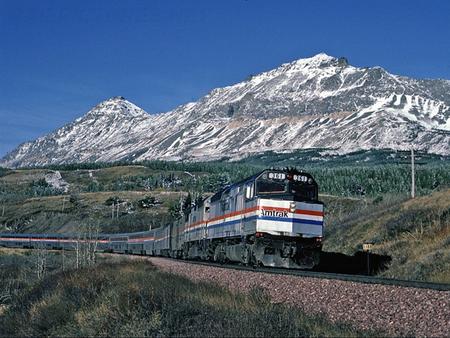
363 243 373 251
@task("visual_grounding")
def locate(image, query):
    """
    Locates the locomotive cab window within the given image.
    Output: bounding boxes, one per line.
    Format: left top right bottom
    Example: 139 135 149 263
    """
290 181 318 201
256 178 286 194
245 183 255 200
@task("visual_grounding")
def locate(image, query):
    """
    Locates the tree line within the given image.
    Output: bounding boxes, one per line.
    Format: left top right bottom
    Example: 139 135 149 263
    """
2 161 450 199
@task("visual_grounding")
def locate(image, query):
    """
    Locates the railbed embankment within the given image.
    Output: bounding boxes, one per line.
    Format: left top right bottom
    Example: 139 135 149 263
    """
148 257 450 337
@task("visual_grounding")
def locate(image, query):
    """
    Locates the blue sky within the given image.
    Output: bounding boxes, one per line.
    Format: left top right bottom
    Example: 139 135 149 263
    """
1 0 449 157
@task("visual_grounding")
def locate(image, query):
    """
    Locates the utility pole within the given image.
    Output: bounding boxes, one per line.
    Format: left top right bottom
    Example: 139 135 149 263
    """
1 204 4 217
76 237 80 269
111 202 115 219
62 247 65 271
61 196 66 212
411 148 415 199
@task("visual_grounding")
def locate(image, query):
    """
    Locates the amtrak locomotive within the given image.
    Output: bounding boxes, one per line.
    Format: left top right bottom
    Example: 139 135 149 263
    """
0 169 324 269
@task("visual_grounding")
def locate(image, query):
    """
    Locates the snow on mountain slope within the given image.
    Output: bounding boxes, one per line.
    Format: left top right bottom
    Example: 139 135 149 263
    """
1 97 156 166
1 54 450 167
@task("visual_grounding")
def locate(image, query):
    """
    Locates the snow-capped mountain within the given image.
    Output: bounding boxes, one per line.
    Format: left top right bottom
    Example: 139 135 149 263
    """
1 97 155 166
2 53 450 167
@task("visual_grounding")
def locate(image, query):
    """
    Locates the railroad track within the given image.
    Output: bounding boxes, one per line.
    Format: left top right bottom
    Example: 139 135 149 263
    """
5 246 449 291
166 258 450 291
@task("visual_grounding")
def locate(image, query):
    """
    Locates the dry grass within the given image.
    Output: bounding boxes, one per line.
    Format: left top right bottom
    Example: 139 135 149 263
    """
324 189 450 283
0 165 192 234
0 169 51 184
0 190 185 233
0 256 375 337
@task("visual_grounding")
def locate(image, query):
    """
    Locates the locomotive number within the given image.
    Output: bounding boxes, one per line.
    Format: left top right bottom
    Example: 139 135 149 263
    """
293 174 308 182
268 172 286 180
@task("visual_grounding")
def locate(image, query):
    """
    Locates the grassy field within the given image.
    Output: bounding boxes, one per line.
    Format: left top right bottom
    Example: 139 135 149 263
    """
0 249 375 337
0 247 70 318
0 165 219 234
0 165 194 233
0 190 185 234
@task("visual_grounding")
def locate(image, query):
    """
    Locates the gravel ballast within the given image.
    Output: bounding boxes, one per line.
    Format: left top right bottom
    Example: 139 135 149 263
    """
149 257 450 337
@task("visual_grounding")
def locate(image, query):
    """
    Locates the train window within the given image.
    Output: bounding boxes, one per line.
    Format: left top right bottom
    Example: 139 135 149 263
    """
256 179 286 194
245 184 254 199
290 182 318 201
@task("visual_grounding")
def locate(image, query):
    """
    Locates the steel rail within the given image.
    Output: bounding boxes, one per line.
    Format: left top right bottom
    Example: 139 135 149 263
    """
162 258 450 292
3 245 449 291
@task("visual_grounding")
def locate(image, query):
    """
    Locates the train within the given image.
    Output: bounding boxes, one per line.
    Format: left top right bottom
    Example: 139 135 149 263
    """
0 168 324 269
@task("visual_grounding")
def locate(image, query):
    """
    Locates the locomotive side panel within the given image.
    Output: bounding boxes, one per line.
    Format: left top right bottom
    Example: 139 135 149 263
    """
207 186 258 240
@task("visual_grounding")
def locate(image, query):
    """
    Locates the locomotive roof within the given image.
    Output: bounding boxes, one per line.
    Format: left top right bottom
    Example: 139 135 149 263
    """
210 167 311 202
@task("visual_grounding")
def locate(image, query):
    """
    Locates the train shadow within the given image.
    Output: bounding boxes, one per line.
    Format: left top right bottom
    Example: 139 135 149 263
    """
314 251 392 275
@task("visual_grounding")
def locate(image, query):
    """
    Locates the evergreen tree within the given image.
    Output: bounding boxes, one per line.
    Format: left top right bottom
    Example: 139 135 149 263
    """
182 193 192 217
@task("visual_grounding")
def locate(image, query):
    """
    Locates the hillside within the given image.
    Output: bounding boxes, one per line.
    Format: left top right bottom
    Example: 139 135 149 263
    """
1 161 449 283
0 163 257 234
2 53 450 168
1 158 450 233
0 166 200 234
323 189 450 283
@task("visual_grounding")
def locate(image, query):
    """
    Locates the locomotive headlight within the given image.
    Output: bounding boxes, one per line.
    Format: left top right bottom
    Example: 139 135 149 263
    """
289 202 296 213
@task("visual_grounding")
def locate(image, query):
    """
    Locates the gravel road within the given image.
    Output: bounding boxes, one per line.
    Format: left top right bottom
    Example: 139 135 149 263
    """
149 257 450 337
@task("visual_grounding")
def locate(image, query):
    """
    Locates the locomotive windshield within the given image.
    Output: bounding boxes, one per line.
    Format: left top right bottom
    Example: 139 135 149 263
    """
290 181 318 201
255 171 318 201
256 179 286 194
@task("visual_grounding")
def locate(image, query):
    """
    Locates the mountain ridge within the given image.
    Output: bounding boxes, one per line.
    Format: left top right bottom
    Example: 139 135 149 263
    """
2 53 450 168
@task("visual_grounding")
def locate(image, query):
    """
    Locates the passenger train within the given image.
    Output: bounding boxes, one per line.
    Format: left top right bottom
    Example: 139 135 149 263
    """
0 169 324 269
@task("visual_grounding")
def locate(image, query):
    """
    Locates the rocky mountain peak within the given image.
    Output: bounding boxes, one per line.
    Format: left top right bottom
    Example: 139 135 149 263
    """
280 53 347 72
83 96 149 120
293 52 335 65
1 54 449 168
